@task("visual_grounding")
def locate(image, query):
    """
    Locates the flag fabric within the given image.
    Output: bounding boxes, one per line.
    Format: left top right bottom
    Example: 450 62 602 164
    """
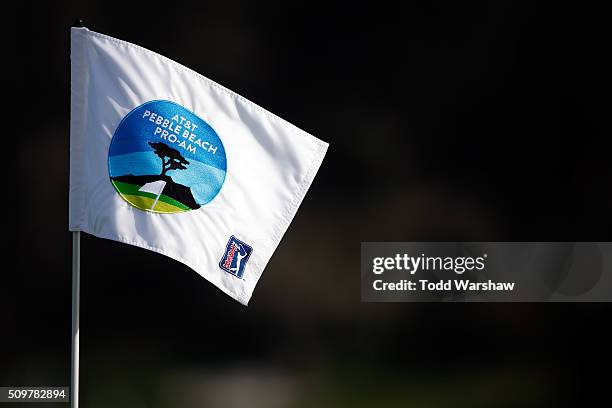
69 27 328 305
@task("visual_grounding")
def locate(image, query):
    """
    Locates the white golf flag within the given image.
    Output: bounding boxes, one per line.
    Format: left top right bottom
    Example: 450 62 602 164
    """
69 27 328 304
138 180 167 210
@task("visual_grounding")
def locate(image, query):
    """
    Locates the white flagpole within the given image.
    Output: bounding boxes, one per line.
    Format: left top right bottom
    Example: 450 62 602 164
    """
150 188 164 210
70 19 85 408
71 231 81 408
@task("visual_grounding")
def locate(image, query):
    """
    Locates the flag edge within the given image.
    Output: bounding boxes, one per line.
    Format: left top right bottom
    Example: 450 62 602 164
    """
243 139 329 304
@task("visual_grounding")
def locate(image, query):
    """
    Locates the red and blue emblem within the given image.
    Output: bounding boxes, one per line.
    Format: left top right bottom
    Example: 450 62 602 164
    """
220 236 253 278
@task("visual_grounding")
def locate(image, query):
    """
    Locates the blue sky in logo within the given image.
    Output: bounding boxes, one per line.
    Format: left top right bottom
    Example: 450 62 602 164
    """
109 100 226 172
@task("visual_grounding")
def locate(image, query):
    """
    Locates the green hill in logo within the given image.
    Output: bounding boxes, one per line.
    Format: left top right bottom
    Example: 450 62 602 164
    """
111 174 199 212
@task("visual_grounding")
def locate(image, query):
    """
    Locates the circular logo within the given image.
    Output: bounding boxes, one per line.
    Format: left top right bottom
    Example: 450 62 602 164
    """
108 100 226 213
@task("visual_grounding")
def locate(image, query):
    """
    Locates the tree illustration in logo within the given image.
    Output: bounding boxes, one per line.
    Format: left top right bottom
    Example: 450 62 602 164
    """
148 142 190 177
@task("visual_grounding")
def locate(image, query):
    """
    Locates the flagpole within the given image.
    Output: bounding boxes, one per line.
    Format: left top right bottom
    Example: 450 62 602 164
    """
71 231 81 408
70 18 84 408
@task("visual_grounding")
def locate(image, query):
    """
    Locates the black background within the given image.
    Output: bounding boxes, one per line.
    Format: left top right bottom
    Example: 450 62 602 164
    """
8 1 610 407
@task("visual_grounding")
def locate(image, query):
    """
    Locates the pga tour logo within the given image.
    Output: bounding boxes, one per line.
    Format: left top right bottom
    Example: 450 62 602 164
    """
220 236 253 279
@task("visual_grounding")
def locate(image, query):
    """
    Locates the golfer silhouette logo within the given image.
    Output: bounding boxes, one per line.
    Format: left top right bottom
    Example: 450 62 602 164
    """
108 100 227 213
220 236 253 279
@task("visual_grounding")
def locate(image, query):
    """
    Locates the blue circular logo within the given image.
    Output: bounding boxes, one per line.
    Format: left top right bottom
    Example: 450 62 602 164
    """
108 100 226 213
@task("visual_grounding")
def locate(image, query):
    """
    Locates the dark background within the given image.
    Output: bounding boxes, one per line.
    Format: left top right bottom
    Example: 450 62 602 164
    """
8 1 610 407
